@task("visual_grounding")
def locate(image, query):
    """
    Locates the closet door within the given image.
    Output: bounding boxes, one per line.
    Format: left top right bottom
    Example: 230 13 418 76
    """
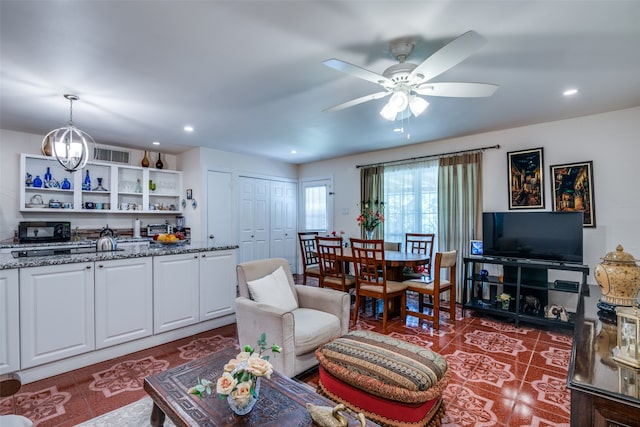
270 181 297 271
237 176 270 263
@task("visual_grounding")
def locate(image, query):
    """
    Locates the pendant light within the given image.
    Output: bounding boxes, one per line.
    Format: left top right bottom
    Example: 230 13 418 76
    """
42 94 95 172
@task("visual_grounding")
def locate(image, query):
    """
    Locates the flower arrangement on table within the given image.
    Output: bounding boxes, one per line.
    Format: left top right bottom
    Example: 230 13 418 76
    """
357 201 384 236
496 293 513 310
188 333 281 412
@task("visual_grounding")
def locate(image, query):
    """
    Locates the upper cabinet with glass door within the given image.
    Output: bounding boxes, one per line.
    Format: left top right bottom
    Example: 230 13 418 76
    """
20 153 182 214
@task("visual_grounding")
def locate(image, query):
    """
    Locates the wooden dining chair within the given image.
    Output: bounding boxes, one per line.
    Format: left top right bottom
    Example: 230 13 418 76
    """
349 238 407 334
315 236 356 292
405 233 435 278
405 250 457 329
298 232 321 285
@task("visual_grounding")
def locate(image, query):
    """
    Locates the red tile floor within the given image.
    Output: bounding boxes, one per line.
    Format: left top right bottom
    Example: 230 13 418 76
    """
1 276 573 427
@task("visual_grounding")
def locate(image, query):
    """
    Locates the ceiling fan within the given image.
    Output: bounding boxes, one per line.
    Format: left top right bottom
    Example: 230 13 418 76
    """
323 30 498 121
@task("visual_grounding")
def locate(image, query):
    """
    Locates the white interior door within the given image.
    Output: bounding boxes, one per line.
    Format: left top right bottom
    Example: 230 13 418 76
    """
270 181 297 270
207 170 233 246
237 176 270 263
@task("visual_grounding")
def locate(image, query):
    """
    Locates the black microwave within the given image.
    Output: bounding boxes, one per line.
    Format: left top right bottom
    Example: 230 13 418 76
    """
18 221 71 244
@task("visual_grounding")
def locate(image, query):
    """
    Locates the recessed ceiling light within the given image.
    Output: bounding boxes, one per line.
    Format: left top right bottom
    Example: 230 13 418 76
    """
563 89 578 96
184 125 194 132
290 150 297 154
152 141 160 146
393 127 404 133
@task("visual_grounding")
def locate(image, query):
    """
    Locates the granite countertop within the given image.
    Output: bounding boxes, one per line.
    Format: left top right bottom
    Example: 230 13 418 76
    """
0 241 238 270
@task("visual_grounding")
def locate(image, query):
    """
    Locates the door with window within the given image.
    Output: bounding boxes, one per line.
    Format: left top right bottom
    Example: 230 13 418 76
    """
299 178 332 274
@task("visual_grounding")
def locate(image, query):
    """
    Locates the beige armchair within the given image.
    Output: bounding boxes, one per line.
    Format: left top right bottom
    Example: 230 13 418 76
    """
236 258 350 378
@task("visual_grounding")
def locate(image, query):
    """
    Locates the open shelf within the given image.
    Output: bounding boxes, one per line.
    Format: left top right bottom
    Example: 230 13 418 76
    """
463 256 588 328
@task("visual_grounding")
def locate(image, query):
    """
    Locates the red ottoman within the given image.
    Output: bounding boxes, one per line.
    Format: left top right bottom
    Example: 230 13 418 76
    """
316 331 449 427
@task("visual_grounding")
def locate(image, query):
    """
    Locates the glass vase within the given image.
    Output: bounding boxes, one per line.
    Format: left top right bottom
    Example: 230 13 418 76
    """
502 300 510 310
365 229 375 240
227 377 260 416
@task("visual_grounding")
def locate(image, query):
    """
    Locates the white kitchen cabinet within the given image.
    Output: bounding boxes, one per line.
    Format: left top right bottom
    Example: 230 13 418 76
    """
20 153 181 214
0 269 19 374
200 250 236 321
95 257 153 349
20 262 95 369
153 253 200 334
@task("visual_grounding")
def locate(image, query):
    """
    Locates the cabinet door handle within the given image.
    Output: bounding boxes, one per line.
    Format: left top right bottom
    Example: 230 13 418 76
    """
86 265 92 269
209 235 215 239
201 254 206 258
98 264 104 268
193 255 198 259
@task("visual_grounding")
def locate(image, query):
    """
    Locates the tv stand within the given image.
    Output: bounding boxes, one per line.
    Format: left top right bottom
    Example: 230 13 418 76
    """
463 256 589 328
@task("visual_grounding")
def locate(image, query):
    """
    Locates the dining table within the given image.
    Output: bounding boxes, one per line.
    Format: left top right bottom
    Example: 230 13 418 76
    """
335 248 430 281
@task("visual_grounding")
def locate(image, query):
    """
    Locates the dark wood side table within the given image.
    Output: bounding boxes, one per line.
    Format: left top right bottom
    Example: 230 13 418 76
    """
567 285 640 426
144 347 379 426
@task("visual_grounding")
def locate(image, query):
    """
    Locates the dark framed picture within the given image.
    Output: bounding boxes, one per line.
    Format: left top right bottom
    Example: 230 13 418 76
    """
186 189 193 200
507 147 544 209
550 161 596 227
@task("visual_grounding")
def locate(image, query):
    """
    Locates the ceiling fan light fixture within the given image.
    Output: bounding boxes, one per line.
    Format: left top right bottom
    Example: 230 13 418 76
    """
409 96 429 117
388 90 409 112
379 103 397 121
42 94 95 172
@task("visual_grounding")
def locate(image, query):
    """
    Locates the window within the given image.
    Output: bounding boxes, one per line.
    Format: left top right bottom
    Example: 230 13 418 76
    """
301 179 332 232
383 160 438 249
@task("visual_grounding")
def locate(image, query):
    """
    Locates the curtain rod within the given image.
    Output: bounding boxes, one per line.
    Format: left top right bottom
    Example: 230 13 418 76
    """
355 144 501 169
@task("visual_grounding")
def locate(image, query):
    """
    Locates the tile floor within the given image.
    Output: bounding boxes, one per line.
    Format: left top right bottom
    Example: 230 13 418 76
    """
1 276 573 427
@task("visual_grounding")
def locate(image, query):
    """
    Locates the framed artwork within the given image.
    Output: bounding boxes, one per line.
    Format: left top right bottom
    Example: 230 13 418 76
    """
186 188 193 200
508 147 544 209
550 160 596 227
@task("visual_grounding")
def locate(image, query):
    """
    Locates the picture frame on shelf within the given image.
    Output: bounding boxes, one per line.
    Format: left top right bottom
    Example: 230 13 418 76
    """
186 188 193 200
550 160 596 227
507 147 544 209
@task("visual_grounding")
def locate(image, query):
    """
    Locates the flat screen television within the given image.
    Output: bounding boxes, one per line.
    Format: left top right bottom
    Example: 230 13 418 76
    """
482 211 583 263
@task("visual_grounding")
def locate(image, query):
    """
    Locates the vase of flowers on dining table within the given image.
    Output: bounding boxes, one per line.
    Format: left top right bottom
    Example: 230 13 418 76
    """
357 201 384 239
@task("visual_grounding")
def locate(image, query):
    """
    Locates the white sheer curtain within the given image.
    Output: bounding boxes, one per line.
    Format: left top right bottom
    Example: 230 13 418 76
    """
383 159 439 251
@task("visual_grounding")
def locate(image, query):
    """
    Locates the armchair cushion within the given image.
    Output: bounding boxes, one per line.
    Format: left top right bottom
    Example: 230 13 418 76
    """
246 265 298 312
293 308 341 354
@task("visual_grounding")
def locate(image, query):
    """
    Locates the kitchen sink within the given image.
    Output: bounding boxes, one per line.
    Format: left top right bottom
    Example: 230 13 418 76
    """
11 247 125 258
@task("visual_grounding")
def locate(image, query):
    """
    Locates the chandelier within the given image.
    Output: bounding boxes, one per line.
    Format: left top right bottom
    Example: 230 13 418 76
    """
379 87 429 121
42 94 95 172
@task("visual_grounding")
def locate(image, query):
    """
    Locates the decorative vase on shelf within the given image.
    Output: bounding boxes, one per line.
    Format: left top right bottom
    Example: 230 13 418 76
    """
82 170 91 191
33 175 43 188
61 178 71 190
365 229 375 240
156 153 164 169
141 150 150 167
44 167 52 183
502 300 510 310
93 177 108 191
227 377 260 416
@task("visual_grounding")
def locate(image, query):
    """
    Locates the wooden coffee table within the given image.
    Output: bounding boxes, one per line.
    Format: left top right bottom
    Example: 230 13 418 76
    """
143 347 379 426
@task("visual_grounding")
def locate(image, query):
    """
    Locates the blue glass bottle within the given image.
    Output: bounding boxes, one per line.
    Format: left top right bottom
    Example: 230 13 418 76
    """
44 166 52 182
82 170 91 191
61 178 71 190
33 175 43 188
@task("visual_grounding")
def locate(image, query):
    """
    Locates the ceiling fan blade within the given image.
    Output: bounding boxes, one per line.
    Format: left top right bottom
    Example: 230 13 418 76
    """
408 31 487 84
323 59 394 88
324 91 391 112
415 82 498 97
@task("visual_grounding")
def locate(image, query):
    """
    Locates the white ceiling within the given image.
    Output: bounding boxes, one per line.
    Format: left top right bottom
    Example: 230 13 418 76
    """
1 1 639 164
